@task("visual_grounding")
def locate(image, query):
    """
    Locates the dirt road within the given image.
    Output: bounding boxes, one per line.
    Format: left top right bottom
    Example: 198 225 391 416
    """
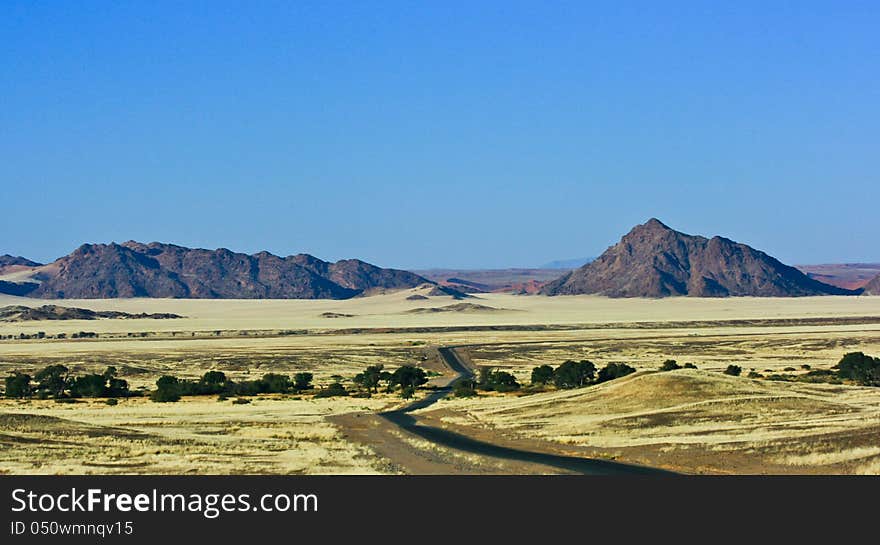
332 346 672 475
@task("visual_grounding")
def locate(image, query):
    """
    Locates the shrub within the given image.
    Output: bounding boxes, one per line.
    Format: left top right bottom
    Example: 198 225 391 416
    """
105 398 118 406
747 371 763 379
683 363 698 369
453 379 477 397
723 365 742 377
314 382 349 398
835 352 880 386
232 398 251 405
659 360 681 371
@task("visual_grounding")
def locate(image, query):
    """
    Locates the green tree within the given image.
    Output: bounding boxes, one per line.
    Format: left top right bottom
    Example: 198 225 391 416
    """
453 379 477 397
530 365 555 385
4 372 31 398
314 382 349 398
659 360 682 371
554 360 596 389
34 364 69 398
69 374 107 397
151 375 181 402
596 362 636 383
293 372 313 391
353 365 384 393
260 373 292 393
835 352 880 385
390 366 428 390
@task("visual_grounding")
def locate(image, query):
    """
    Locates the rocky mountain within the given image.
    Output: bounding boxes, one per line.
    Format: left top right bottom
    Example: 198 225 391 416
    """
540 219 856 298
862 274 880 295
0 305 182 322
17 242 428 299
0 255 41 274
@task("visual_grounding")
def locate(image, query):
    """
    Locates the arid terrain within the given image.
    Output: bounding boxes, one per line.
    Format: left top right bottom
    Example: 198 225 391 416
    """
2 286 880 474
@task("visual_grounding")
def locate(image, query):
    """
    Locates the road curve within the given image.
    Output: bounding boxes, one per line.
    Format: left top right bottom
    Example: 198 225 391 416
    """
379 346 674 475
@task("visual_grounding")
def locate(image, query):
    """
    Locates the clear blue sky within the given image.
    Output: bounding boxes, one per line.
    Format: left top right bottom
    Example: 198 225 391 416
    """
2 2 878 269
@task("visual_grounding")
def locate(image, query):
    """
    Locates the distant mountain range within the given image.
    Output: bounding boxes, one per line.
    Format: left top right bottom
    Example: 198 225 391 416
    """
2 227 878 299
539 257 594 269
0 242 428 299
540 219 858 297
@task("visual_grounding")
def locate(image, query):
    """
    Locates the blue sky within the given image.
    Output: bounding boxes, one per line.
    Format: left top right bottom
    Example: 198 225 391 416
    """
2 2 878 268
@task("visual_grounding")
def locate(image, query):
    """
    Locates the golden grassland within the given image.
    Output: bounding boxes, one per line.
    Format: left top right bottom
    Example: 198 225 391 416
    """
0 395 400 475
426 370 880 474
2 289 880 474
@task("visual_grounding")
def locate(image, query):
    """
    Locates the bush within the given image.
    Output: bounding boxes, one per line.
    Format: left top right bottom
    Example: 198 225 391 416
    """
314 382 349 398
659 360 681 371
724 365 742 377
835 352 880 386
747 371 763 379
478 369 521 392
453 379 477 397
596 363 636 383
105 398 118 406
232 398 251 405
683 363 698 369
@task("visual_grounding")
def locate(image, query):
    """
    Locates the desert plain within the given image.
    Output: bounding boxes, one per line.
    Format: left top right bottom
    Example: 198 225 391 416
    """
2 287 880 475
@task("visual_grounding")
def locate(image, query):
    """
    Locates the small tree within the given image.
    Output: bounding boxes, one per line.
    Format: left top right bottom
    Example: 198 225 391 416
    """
596 362 636 383
530 365 555 385
390 366 428 391
723 365 742 377
353 365 384 393
485 370 520 392
659 359 681 371
34 364 69 398
835 352 880 385
4 372 32 398
260 373 292 394
293 372 314 391
69 374 107 397
554 360 596 389
151 375 181 402
314 382 349 398
453 379 477 397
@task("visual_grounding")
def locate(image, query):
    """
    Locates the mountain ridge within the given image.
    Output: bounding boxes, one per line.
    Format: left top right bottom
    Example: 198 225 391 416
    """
3 241 428 300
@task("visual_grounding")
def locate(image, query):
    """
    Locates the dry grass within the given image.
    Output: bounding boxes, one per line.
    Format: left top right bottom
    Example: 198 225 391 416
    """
428 370 880 474
2 291 880 474
0 395 399 475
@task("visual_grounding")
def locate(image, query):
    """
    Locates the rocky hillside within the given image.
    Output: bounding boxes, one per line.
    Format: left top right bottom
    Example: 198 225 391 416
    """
540 219 855 298
19 242 428 299
0 255 41 274
862 274 880 295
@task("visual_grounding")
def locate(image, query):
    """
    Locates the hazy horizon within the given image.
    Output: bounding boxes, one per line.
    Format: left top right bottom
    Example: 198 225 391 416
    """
3 3 878 269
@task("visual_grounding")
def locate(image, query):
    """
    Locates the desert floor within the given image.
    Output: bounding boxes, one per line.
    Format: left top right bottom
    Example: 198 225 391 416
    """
2 288 880 474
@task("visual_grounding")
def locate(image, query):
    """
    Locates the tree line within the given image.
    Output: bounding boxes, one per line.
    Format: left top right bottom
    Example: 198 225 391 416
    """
4 365 129 399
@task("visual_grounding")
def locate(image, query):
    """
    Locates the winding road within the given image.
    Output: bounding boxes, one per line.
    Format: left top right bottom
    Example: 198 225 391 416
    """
378 346 673 475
